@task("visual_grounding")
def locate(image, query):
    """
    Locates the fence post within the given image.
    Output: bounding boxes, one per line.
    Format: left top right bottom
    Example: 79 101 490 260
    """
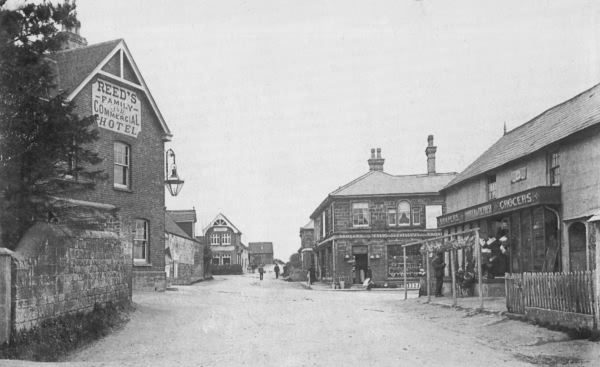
451 248 456 307
475 229 483 309
426 241 431 303
0 248 13 344
403 246 407 300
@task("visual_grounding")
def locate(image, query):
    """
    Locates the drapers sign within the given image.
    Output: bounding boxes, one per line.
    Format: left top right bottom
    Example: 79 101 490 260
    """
92 79 141 137
437 186 561 227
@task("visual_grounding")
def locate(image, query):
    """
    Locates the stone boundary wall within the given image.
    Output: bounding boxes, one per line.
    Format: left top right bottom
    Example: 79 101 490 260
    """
165 233 204 286
10 222 132 332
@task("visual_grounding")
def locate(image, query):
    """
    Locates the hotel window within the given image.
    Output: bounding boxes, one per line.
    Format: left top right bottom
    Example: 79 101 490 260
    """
398 201 411 226
114 142 130 189
549 151 560 185
352 202 370 227
210 233 220 245
387 208 397 226
488 175 496 200
222 233 231 245
133 219 148 262
412 207 421 225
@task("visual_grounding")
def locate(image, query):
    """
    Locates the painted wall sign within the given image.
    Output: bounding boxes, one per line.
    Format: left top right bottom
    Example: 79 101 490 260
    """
92 79 141 137
213 227 228 232
511 167 527 183
437 186 561 227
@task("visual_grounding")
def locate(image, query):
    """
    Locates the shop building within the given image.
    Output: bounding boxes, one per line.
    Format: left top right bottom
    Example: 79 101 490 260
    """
46 29 173 291
299 220 315 269
204 213 248 268
309 138 457 285
249 242 274 265
438 83 600 293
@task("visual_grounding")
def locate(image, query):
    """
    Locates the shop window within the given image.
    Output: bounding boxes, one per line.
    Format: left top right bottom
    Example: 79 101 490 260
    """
549 151 560 186
223 254 231 265
412 208 421 226
398 201 411 226
222 233 231 245
210 233 220 245
114 142 130 189
133 219 148 263
387 208 397 226
212 255 220 265
352 202 370 227
487 175 496 200
569 222 587 272
387 245 421 278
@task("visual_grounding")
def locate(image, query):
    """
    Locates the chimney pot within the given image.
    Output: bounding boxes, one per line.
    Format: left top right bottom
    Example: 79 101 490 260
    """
368 148 385 172
425 135 437 175
376 148 381 159
371 148 375 158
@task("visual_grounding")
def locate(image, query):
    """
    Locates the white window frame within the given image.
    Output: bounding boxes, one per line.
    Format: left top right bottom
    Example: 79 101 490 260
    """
133 219 149 263
352 202 370 227
549 151 560 186
212 254 220 265
398 201 411 226
222 233 231 245
387 208 397 226
114 142 130 189
210 233 220 245
488 175 497 200
222 254 231 265
412 207 421 225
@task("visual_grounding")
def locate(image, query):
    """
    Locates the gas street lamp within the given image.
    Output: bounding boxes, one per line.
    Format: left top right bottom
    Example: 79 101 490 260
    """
165 149 184 196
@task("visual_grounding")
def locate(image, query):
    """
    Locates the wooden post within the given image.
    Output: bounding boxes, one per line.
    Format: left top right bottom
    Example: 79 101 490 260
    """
475 229 483 309
595 222 600 330
451 248 457 307
426 241 432 303
403 245 408 300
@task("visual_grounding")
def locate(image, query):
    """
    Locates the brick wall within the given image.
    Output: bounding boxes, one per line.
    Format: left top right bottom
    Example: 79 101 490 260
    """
10 222 132 332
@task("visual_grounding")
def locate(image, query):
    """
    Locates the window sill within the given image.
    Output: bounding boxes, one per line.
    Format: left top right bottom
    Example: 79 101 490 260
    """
114 186 133 193
133 262 152 267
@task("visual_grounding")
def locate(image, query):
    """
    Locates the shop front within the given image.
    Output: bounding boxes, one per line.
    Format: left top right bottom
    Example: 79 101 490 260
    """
438 186 562 279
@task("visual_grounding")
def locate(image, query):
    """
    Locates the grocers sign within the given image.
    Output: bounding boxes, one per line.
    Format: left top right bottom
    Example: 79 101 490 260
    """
92 79 141 138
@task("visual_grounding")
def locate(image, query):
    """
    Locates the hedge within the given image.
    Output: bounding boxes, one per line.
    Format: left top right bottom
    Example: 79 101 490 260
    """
210 264 243 275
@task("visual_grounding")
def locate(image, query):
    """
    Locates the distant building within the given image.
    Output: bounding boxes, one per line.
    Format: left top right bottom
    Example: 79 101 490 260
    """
204 213 249 270
249 242 274 265
167 209 197 239
299 220 315 269
309 139 457 285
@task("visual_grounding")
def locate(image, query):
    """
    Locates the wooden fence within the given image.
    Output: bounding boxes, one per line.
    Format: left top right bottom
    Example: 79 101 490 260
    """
506 271 596 315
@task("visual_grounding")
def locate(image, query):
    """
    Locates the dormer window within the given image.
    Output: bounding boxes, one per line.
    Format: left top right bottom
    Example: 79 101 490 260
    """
214 219 227 226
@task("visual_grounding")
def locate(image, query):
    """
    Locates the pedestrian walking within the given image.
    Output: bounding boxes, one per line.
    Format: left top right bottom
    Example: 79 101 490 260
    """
274 264 280 279
258 264 265 281
432 252 446 297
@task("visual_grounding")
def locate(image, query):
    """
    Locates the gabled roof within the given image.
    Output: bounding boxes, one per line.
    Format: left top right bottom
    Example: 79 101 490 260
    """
167 209 197 223
203 213 242 234
445 83 600 190
165 212 192 240
248 242 274 254
46 39 172 141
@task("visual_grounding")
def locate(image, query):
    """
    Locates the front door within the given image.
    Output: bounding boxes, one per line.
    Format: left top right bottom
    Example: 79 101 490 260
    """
354 254 368 284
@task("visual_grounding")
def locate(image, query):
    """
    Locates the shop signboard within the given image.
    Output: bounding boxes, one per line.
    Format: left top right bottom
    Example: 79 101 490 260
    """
92 79 141 137
437 186 561 228
352 245 368 254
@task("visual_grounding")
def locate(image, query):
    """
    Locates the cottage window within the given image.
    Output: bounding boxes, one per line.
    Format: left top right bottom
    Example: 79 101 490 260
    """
412 207 421 225
133 219 148 262
114 142 130 189
352 202 370 227
210 233 220 245
222 233 231 245
398 201 411 226
488 175 496 200
549 151 560 186
387 208 397 226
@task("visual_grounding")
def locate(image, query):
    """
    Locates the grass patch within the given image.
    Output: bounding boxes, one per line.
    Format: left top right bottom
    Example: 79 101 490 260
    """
0 301 132 362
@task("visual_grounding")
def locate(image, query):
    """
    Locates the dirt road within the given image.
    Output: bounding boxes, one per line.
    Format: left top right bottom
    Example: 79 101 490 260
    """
5 273 600 366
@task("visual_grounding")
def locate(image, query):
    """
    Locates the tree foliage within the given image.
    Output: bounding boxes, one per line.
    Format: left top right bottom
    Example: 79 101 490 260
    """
0 0 104 248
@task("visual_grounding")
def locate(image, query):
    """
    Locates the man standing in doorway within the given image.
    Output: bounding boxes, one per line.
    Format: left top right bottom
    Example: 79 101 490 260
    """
432 252 446 297
274 263 280 279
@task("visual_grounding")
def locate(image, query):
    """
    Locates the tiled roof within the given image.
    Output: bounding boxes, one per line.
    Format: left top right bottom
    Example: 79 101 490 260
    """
301 220 314 230
167 210 197 223
165 212 191 239
445 83 600 189
47 39 122 95
331 171 457 197
248 242 274 254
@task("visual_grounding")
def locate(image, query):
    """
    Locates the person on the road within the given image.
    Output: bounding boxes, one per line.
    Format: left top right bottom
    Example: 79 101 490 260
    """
432 252 446 297
309 264 316 285
258 265 265 281
366 266 373 290
274 264 280 279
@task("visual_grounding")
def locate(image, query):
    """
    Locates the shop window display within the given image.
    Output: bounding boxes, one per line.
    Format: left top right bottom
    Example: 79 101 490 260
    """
387 245 421 278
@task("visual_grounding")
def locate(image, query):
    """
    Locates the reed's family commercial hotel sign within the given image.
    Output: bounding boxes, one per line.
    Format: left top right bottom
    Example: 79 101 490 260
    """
92 79 141 138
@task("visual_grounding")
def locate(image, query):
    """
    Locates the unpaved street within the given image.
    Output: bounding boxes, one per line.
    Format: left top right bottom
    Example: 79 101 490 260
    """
7 273 600 366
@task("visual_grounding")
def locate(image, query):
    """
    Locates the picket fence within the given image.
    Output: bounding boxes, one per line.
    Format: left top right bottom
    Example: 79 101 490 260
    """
505 271 596 315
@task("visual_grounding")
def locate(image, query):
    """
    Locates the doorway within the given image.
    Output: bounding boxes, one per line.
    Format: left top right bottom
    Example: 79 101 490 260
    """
354 254 368 284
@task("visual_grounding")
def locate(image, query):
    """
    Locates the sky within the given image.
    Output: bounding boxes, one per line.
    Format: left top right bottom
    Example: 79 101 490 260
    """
26 0 600 260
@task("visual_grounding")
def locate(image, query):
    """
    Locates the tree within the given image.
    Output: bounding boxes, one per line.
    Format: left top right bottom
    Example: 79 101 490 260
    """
289 253 301 269
0 0 104 249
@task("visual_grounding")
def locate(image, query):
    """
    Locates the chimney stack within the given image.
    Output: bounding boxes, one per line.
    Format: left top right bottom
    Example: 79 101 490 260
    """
58 23 88 50
425 135 437 175
368 148 385 172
